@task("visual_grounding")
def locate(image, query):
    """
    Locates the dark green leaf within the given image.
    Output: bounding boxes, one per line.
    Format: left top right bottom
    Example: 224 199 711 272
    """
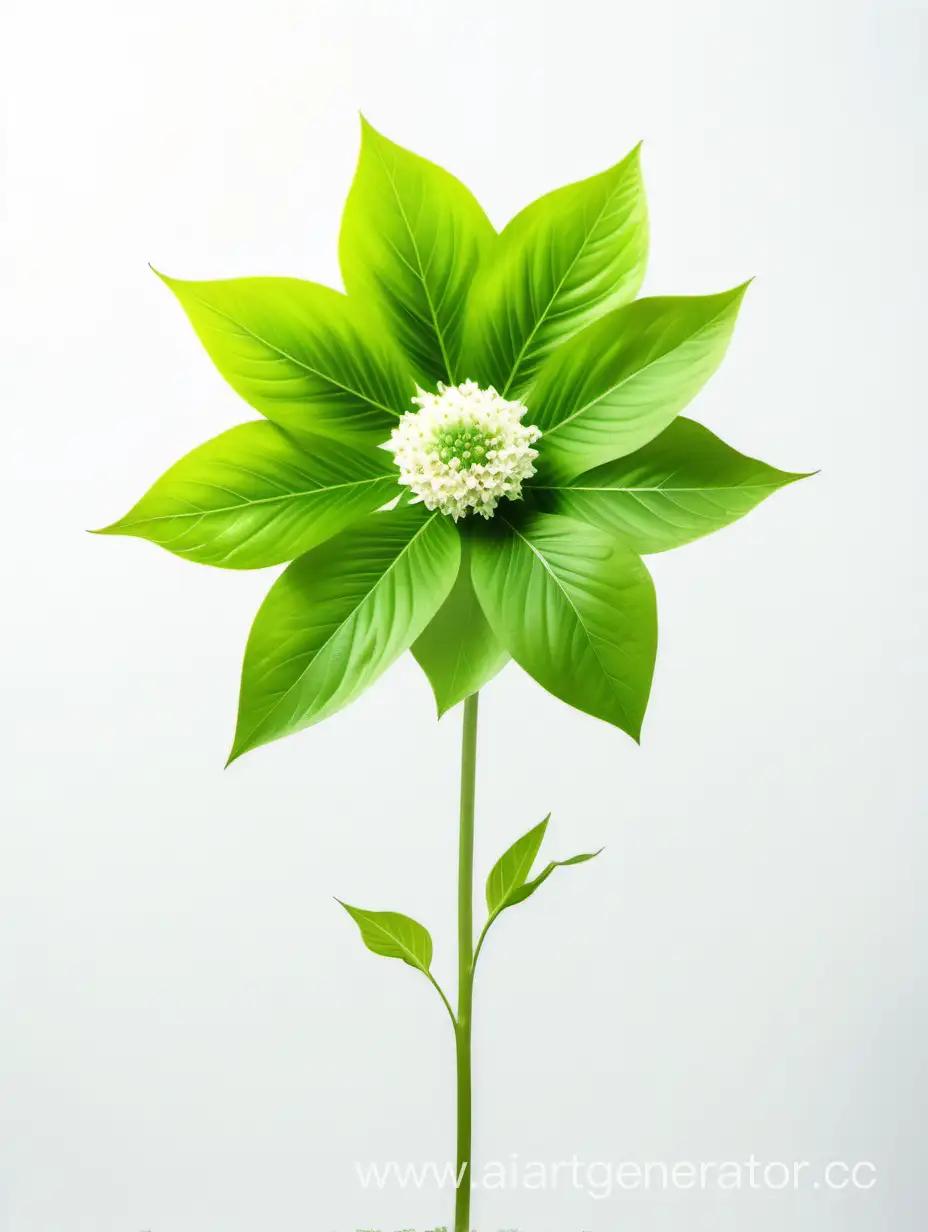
531 285 749 483
338 902 433 973
229 506 460 761
471 512 657 740
339 118 495 385
156 271 411 445
533 416 810 554
459 145 647 397
95 422 399 568
412 535 509 716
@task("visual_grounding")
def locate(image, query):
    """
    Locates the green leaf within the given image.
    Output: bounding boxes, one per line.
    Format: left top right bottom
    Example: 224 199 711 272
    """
477 816 602 962
533 416 810 554
229 506 460 760
338 902 433 974
95 421 400 569
531 285 750 483
486 816 550 914
156 271 412 446
471 512 657 740
412 534 509 716
505 849 603 910
339 118 495 386
459 145 648 397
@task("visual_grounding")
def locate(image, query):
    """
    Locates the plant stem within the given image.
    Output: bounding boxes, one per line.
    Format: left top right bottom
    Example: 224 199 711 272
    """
454 691 479 1232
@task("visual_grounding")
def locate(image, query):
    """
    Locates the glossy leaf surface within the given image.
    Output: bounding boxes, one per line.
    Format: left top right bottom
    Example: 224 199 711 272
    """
460 146 648 396
97 422 400 568
157 272 411 445
532 286 749 483
472 513 657 740
534 416 808 554
230 507 460 760
339 119 495 385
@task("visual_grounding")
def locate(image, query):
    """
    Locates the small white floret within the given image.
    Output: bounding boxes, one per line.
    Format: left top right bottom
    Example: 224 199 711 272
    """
384 380 541 520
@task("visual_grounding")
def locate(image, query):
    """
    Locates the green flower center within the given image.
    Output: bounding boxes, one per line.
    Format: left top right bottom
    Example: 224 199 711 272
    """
432 421 501 471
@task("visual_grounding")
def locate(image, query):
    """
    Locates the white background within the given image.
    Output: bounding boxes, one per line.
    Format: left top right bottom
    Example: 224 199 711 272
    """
2 1 925 1229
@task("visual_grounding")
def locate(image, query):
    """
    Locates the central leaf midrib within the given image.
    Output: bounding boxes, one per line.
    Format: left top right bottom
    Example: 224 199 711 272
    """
122 474 395 527
534 482 785 495
367 918 429 972
503 517 633 716
372 143 456 384
500 176 630 398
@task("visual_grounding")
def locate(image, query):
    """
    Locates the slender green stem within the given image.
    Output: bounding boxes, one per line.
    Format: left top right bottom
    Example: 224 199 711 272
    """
427 970 459 1031
471 914 495 973
454 692 479 1232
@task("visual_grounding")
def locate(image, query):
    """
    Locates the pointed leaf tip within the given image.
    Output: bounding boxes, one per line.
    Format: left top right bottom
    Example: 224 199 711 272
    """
471 515 656 738
458 140 648 394
230 508 460 758
505 846 604 909
540 416 813 556
340 117 494 387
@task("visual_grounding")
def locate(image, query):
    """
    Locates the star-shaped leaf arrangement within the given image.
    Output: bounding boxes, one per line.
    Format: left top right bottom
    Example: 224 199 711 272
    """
97 118 809 761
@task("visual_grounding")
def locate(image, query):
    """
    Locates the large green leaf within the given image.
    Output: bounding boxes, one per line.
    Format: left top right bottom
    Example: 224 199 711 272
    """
411 535 509 716
471 513 657 740
339 118 495 386
530 285 749 483
156 271 411 445
533 416 809 554
95 421 400 569
229 506 460 760
459 145 647 397
338 902 434 974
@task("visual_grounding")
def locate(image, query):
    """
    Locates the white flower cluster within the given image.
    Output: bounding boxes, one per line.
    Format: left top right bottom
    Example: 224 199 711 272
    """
384 380 542 520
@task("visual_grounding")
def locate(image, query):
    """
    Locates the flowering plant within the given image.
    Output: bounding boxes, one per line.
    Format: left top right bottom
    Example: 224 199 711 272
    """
99 119 807 1231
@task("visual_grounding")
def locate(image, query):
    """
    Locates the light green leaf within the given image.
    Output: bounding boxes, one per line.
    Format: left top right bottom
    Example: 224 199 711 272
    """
531 285 750 483
412 535 509 716
156 271 412 445
476 817 602 963
459 145 648 397
229 506 460 761
471 512 657 740
339 118 495 386
486 817 550 915
505 849 603 910
533 416 810 554
95 421 400 569
338 902 433 973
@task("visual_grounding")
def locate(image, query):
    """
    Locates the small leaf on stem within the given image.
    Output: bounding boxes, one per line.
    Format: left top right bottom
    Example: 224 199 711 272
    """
486 816 550 914
486 817 603 916
337 902 434 974
505 849 603 910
